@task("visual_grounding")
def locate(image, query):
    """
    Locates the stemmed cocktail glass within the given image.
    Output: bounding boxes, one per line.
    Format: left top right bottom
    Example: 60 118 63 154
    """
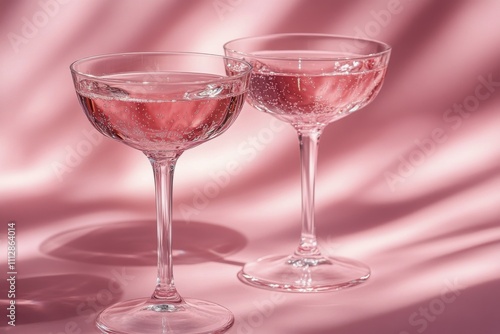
224 34 391 292
70 52 251 333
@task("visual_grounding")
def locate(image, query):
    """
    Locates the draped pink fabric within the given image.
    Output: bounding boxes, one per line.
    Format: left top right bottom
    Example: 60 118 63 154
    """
0 0 499 333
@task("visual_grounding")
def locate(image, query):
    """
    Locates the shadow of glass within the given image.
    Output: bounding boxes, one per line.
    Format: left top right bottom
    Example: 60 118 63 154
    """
0 274 122 327
40 220 247 266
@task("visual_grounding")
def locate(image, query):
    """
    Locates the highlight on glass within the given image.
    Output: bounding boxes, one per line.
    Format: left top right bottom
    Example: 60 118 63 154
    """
224 33 391 292
70 52 252 333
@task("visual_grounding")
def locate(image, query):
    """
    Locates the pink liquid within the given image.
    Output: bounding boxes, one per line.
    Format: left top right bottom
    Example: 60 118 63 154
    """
76 72 245 152
247 53 388 125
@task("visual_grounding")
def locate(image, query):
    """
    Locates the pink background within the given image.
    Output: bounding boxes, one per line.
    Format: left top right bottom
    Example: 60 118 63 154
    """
1 0 499 333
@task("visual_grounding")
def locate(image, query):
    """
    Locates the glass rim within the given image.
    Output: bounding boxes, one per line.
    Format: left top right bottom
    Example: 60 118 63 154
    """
69 51 253 85
223 33 392 61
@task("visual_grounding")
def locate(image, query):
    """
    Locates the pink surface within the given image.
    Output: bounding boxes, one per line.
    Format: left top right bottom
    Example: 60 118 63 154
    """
1 1 499 333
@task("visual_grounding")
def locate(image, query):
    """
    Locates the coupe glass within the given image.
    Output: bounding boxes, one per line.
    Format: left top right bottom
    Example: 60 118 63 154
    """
224 33 391 292
70 52 251 333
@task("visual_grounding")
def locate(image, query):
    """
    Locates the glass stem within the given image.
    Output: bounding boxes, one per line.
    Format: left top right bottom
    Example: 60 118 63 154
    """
148 153 182 303
296 128 323 258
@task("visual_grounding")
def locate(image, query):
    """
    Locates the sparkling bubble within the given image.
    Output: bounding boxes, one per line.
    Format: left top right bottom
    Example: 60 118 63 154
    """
252 60 273 74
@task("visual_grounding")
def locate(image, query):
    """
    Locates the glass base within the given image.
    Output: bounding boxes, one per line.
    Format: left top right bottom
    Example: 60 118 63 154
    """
96 297 234 334
238 254 370 292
